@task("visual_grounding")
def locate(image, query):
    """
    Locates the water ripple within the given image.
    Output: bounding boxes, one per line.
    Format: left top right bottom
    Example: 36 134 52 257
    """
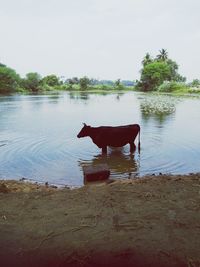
1 92 200 185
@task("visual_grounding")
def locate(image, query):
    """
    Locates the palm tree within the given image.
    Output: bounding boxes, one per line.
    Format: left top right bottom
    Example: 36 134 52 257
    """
142 53 152 66
156 49 168 61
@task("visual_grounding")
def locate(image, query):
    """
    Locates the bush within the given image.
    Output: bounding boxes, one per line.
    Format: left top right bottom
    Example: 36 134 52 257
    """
15 87 27 93
100 85 109 90
188 87 200 94
158 81 187 92
54 84 68 90
79 76 90 90
40 83 53 91
42 75 60 87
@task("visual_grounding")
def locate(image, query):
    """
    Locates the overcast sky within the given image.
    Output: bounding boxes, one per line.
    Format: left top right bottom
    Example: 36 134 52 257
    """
0 0 200 81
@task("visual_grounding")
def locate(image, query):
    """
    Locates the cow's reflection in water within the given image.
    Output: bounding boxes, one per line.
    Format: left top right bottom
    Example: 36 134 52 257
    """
79 147 138 182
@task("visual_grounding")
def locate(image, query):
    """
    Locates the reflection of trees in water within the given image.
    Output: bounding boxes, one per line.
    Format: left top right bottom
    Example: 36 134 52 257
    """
139 95 178 124
79 148 138 177
69 91 90 101
68 91 125 102
96 91 109 96
0 95 13 102
116 92 124 101
22 95 61 108
44 94 60 104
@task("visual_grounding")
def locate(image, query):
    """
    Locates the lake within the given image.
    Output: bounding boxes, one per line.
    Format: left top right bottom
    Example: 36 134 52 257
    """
1 91 200 186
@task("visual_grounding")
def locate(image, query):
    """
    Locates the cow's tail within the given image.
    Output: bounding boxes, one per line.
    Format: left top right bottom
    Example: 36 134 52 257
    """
138 126 141 152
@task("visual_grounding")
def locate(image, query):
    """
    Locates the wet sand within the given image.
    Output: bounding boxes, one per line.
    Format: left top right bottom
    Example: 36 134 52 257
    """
0 174 200 267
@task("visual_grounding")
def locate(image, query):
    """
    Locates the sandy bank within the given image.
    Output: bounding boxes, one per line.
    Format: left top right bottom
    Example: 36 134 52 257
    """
0 174 200 267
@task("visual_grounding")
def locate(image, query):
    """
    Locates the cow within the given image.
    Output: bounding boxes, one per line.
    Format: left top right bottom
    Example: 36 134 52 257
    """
77 123 140 154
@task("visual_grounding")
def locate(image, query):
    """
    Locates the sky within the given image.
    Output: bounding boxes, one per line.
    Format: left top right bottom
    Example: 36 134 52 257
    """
0 0 200 81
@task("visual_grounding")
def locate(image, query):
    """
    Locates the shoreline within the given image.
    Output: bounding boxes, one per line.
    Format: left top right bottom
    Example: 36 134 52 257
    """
1 171 200 191
1 87 200 97
1 173 200 267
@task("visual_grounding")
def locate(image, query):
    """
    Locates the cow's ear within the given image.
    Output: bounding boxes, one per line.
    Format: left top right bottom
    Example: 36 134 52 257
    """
83 123 87 127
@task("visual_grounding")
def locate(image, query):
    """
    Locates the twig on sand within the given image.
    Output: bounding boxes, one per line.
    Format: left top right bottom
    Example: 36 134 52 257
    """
158 250 171 257
37 223 97 248
71 223 98 232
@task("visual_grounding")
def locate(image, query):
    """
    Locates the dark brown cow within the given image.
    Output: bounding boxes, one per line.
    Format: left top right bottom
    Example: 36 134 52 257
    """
77 123 140 153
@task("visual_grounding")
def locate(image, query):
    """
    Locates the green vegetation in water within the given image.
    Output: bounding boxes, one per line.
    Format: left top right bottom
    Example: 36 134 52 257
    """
139 93 179 123
140 94 177 115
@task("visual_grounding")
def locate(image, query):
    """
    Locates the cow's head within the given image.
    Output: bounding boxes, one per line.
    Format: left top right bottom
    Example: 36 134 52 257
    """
77 123 91 138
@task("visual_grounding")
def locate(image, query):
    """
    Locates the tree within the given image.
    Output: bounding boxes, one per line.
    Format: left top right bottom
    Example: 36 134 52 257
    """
191 79 200 87
137 49 185 91
79 76 90 90
156 49 168 61
0 64 20 93
115 79 121 87
42 74 60 87
114 79 124 90
166 59 186 82
66 77 79 87
89 78 99 86
142 53 153 66
139 61 171 91
23 72 41 92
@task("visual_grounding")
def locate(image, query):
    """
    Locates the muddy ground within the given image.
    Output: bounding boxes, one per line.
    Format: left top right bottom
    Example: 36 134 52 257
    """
0 174 200 267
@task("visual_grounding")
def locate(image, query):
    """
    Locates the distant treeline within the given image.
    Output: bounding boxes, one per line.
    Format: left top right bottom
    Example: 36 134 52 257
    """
65 77 135 89
1 50 200 94
85 79 135 86
0 63 135 94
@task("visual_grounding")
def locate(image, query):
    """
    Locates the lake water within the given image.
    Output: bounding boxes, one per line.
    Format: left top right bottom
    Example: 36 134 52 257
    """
1 91 200 186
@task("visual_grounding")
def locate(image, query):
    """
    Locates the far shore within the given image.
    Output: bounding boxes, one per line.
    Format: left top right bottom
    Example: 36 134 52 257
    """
1 86 200 98
0 173 200 267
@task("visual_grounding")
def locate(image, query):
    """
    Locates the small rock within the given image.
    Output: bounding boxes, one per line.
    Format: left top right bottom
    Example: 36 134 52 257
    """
19 177 26 181
50 185 58 189
0 184 9 193
64 185 70 189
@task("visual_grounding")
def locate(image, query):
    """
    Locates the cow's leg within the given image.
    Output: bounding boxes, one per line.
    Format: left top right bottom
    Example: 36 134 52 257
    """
102 146 107 154
130 142 136 152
